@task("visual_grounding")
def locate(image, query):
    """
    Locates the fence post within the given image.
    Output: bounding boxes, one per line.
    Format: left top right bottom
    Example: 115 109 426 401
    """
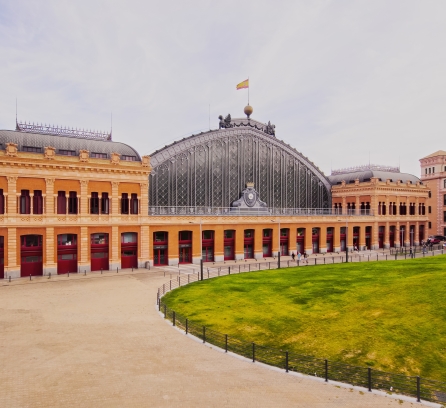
173 311 176 326
207 269 209 279
368 367 372 392
417 376 421 402
225 334 228 353
315 258 316 265
164 304 166 318
158 299 161 311
285 351 289 373
252 343 255 362
186 318 188 334
249 264 251 272
324 359 328 382
188 274 190 284
229 267 231 275
203 326 206 343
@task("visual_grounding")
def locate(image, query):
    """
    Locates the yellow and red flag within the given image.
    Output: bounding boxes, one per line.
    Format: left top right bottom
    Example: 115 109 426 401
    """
236 79 249 90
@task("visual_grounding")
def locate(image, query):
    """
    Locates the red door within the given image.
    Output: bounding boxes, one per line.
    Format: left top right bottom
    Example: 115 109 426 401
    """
0 236 4 279
121 233 138 269
21 235 43 277
57 234 77 274
91 233 109 272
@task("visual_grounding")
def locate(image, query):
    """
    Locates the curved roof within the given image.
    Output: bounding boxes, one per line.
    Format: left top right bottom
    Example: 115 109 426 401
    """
328 170 421 185
150 125 331 191
0 129 141 160
149 121 332 209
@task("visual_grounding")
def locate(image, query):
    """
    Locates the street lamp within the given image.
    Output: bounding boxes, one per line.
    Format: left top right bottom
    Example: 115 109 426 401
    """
271 219 280 268
338 214 349 263
189 218 203 280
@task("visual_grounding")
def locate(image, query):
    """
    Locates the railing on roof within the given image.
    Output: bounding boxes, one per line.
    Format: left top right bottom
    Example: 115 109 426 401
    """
331 164 400 175
16 121 112 141
149 206 373 216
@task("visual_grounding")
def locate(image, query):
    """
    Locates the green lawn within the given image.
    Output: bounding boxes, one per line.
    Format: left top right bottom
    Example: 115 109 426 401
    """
163 256 446 381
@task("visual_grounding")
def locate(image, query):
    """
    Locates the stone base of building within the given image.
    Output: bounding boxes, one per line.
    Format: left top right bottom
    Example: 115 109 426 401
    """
5 269 20 279
334 246 340 252
192 257 201 265
169 258 179 266
235 253 244 261
254 252 263 260
214 255 224 262
43 266 57 276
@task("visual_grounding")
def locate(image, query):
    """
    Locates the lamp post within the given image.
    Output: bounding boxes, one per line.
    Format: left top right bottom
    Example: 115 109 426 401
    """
339 213 349 263
271 219 280 268
189 218 203 280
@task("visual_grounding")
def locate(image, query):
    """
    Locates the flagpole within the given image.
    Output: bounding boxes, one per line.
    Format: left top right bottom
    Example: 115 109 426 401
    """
248 77 250 105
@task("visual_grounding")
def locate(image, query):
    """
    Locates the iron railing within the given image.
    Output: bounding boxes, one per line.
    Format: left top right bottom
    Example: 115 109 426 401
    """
149 206 374 216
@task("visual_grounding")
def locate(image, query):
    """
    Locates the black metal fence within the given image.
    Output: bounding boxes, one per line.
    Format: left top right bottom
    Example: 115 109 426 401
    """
159 299 446 404
156 254 446 404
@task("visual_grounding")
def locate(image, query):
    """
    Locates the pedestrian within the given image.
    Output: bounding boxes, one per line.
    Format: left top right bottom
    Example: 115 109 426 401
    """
303 252 308 264
291 252 295 261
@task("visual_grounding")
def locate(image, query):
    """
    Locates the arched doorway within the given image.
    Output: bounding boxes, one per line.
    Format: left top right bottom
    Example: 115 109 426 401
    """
57 234 77 274
121 232 137 269
91 233 109 271
21 235 43 277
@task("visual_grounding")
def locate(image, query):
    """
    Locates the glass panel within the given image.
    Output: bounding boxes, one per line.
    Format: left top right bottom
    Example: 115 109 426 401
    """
91 234 108 244
122 233 137 243
224 230 234 238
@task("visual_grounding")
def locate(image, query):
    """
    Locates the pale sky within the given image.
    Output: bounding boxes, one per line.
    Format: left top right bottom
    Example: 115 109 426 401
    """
1 0 445 178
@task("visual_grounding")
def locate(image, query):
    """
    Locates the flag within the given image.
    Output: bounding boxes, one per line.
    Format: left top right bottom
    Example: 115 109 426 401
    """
236 79 249 90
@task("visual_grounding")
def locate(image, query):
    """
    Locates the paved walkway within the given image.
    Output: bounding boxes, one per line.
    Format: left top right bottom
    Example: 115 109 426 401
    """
0 270 440 407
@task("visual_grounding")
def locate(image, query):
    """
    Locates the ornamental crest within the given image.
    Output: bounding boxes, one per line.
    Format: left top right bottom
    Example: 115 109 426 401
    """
141 155 151 168
110 152 120 165
44 146 56 160
79 149 89 162
5 142 18 157
232 182 268 211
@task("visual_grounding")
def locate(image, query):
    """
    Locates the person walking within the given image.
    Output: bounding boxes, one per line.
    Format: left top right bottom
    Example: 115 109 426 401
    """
291 252 295 261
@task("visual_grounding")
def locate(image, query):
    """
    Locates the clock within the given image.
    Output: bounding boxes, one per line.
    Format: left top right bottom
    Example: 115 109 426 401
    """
248 193 254 200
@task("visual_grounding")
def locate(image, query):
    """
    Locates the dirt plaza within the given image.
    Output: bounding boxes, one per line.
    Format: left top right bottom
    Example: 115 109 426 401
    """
0 269 437 408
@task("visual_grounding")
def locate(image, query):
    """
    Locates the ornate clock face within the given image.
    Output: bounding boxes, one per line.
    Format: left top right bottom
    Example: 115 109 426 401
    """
244 190 257 207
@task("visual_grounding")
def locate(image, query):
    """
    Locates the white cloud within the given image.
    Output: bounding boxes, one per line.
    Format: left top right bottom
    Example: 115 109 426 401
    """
0 0 445 177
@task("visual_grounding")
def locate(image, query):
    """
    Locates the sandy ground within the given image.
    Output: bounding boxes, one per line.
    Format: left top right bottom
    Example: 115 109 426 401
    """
0 270 437 408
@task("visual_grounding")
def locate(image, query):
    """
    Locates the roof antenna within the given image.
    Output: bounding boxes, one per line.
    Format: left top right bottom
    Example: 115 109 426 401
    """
110 112 113 140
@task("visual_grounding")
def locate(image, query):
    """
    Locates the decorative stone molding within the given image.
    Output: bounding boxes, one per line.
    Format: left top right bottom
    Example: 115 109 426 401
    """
141 155 151 168
111 181 120 188
5 143 18 157
79 180 89 187
354 179 360 186
44 146 56 160
7 176 18 183
45 178 55 186
110 152 121 165
140 183 148 189
79 149 90 163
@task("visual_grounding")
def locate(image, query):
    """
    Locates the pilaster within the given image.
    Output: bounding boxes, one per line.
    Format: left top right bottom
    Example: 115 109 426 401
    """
7 176 17 216
44 227 57 275
110 225 119 270
139 224 150 267
79 226 90 272
80 180 89 216
5 227 19 278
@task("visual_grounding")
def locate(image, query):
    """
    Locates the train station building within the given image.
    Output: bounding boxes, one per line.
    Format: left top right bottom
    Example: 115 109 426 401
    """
0 107 429 277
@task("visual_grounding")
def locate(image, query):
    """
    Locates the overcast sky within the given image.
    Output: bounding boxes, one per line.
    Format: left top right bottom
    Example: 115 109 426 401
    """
1 1 445 177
